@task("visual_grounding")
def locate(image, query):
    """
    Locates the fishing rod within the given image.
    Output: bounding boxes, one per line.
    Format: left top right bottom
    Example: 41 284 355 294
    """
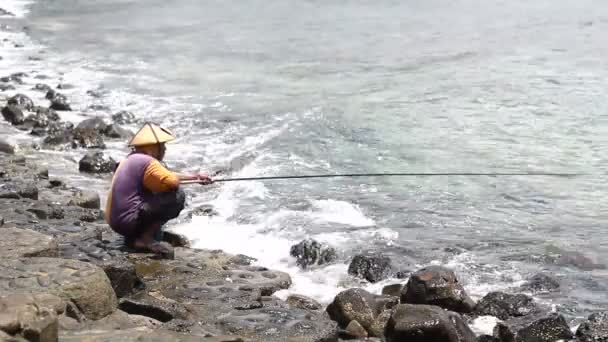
180 172 583 184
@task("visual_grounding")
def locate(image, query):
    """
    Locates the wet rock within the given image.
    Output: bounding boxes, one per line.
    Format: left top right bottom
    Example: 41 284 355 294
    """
162 230 191 248
7 94 34 111
0 183 38 200
0 9 15 17
0 83 15 91
76 117 107 132
22 107 59 129
401 265 476 313
576 311 608 342
347 254 392 283
33 83 52 92
188 204 220 217
0 227 59 258
68 190 100 209
344 320 368 339
521 273 560 293
72 127 106 149
1 105 24 125
0 139 16 154
326 288 389 337
29 56 43 61
78 152 117 174
290 239 338 268
382 284 404 297
47 91 72 111
477 335 500 342
286 294 322 311
43 121 74 146
60 327 236 341
103 123 133 139
494 313 573 342
0 257 117 320
385 304 476 342
112 110 136 124
57 83 75 90
474 292 538 320
0 293 63 341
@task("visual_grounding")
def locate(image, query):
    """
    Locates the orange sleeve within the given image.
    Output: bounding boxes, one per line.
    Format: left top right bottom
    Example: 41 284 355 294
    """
143 159 180 192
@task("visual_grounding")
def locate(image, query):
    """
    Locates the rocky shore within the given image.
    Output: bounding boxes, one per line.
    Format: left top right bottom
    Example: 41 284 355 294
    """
1 13 607 342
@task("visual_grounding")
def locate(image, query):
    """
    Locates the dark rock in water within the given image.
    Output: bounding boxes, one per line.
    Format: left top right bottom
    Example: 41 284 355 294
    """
401 265 476 313
43 121 74 146
34 106 60 121
0 8 16 16
0 227 59 258
8 93 34 111
576 311 608 342
0 83 15 91
28 56 43 61
495 313 573 342
79 152 117 174
286 294 322 311
385 304 476 342
0 257 117 320
0 139 16 154
326 288 389 337
88 104 110 111
112 110 136 124
477 335 500 342
474 292 538 320
0 183 38 200
77 117 108 132
68 191 101 209
72 128 106 149
14 43 24 48
521 273 560 293
119 298 180 322
103 123 133 139
348 254 392 283
290 238 338 268
554 251 605 270
35 74 50 80
57 83 75 90
34 83 52 92
188 204 220 217
2 105 25 125
0 293 63 341
86 89 104 98
47 91 72 111
382 283 404 297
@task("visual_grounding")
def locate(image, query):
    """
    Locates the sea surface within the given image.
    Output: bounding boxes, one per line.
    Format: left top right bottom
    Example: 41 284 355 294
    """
1 0 608 332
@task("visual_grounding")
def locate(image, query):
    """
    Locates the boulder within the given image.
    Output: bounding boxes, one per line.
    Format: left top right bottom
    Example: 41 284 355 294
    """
47 91 72 111
33 83 52 92
76 117 107 132
0 183 38 200
0 83 15 91
43 121 74 146
112 110 136 124
0 258 117 320
72 127 106 149
494 313 573 342
103 123 133 139
290 239 338 268
385 304 476 342
401 266 475 313
576 311 608 342
78 152 117 174
2 105 24 125
347 254 392 283
68 190 101 209
520 273 560 293
286 294 322 311
0 139 16 154
0 293 63 341
382 284 404 297
474 292 539 320
0 227 58 258
7 94 34 111
326 288 391 337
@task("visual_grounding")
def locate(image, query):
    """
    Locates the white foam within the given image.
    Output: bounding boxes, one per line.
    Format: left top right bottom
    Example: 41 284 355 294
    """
311 199 375 227
1 0 33 18
469 316 501 336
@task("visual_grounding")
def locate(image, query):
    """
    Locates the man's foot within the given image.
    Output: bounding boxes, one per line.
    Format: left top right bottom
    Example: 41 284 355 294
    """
130 239 174 257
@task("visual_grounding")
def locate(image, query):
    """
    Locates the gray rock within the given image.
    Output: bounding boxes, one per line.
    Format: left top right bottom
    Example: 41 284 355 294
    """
0 183 38 200
0 257 117 320
60 328 240 342
103 123 133 139
401 265 476 313
76 117 107 132
78 152 116 174
48 91 72 111
33 83 52 92
326 288 390 337
385 304 476 342
520 273 560 293
72 127 106 149
68 190 100 209
0 293 63 341
382 283 404 297
348 254 392 283
494 313 573 342
290 239 338 269
43 121 74 147
576 311 608 342
1 105 24 125
112 110 136 125
474 292 539 320
7 94 34 111
344 320 368 339
0 139 16 154
286 294 322 311
0 227 58 258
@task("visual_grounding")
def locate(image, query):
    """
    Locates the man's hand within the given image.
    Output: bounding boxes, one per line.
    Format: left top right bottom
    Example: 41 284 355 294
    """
197 173 213 185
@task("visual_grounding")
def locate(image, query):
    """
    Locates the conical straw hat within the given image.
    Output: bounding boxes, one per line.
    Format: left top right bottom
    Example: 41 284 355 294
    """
128 122 175 147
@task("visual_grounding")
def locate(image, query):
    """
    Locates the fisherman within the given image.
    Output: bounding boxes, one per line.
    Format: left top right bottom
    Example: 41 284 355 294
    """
105 122 212 255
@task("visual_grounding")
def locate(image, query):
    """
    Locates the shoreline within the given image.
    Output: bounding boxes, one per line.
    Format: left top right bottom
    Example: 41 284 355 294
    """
1 4 607 342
